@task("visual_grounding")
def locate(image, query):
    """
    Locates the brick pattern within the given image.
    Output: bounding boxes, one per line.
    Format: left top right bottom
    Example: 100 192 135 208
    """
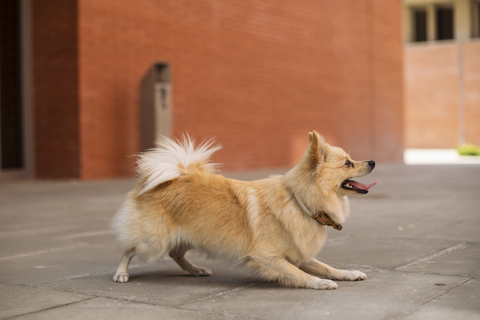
34 0 403 179
405 41 480 148
465 42 480 146
370 0 404 161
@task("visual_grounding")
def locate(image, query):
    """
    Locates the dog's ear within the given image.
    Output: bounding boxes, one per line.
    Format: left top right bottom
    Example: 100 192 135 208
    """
308 131 328 165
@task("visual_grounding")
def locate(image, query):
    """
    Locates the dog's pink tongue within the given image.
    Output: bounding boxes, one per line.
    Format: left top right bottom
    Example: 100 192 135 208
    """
349 180 378 190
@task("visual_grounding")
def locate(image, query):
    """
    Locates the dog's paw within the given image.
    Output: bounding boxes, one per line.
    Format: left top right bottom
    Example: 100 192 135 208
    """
337 270 367 281
113 272 129 283
309 278 338 290
190 267 213 277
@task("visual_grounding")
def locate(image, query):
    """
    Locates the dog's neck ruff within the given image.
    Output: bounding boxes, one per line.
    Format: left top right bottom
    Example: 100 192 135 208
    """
294 194 343 231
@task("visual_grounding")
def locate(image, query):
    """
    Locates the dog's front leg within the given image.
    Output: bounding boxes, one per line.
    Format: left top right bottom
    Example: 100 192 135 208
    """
248 256 338 290
300 258 367 281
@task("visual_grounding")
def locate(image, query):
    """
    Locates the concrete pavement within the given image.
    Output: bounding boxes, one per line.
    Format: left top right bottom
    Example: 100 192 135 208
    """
1 164 479 319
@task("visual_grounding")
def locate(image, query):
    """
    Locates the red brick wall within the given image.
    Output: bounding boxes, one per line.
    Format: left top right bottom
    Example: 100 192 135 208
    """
32 0 80 178
465 42 480 146
404 41 480 148
34 0 404 179
369 0 404 162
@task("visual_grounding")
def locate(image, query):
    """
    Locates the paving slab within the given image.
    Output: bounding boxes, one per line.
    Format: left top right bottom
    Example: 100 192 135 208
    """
10 297 235 320
319 236 459 270
180 270 469 320
0 245 119 286
0 282 92 320
0 227 116 260
348 192 480 223
333 217 457 239
46 257 258 308
403 278 479 320
0 179 134 232
398 242 480 277
0 235 79 260
422 220 480 243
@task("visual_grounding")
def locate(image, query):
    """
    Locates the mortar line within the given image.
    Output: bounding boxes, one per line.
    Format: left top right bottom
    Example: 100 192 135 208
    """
390 269 473 278
55 229 112 240
60 288 261 320
39 280 256 308
392 277 474 320
1 281 99 301
38 269 119 286
173 282 256 308
0 244 87 261
174 306 262 320
330 263 474 279
393 242 467 271
3 297 97 320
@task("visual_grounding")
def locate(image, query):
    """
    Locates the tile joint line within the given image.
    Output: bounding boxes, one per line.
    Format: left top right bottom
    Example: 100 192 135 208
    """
393 242 467 271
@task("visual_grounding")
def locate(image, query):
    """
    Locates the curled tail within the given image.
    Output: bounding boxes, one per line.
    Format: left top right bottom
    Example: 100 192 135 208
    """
136 135 222 195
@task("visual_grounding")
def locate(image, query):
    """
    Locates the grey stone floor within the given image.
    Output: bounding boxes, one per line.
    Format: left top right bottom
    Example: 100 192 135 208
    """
0 164 479 320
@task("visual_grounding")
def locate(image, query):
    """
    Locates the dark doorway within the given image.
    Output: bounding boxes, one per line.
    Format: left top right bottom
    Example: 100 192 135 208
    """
0 0 24 169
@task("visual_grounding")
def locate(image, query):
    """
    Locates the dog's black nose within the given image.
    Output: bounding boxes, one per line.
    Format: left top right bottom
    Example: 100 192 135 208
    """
368 160 375 169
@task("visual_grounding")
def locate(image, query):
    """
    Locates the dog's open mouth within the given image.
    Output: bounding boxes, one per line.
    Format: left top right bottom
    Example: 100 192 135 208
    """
342 180 378 194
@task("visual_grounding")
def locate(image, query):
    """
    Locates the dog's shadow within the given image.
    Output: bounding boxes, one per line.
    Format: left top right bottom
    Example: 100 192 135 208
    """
114 268 263 288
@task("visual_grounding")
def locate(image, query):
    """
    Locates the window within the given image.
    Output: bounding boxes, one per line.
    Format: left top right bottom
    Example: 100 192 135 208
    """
478 3 480 35
474 1 480 38
436 6 454 40
413 9 428 42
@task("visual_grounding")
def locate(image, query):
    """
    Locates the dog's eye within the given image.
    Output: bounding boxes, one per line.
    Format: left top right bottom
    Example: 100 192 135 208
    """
345 160 352 167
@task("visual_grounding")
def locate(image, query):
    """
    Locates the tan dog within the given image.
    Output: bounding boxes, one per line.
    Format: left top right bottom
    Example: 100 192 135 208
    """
112 131 377 289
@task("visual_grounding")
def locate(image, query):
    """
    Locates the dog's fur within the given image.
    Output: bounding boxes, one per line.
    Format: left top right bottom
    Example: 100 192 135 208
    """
112 131 376 289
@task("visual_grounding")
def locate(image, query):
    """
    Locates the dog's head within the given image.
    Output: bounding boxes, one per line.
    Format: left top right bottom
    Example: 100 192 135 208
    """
303 131 377 196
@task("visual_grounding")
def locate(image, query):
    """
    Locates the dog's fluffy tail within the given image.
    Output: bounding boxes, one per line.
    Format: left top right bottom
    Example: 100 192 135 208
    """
136 135 222 195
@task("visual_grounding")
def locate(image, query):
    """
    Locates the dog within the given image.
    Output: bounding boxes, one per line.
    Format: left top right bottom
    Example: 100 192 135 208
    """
111 131 377 289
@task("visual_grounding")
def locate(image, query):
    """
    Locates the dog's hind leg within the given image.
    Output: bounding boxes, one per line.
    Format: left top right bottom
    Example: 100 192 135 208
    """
169 244 212 276
299 258 367 281
113 248 136 283
248 256 338 290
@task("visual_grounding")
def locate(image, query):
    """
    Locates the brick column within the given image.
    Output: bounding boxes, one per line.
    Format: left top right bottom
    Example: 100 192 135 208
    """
32 0 80 178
